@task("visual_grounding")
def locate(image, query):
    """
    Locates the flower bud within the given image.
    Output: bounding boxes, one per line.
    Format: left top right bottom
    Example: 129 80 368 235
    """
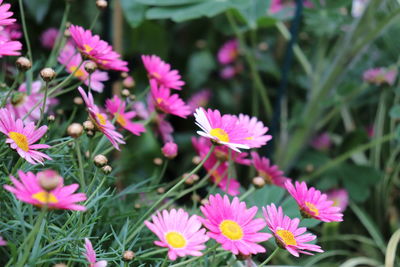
83 120 95 131
47 115 55 122
101 165 112 174
38 170 61 191
11 92 25 106
192 156 201 165
183 173 199 185
73 96 83 105
252 176 265 188
84 61 97 74
53 264 68 267
157 187 165 194
134 203 141 209
120 72 128 78
305 164 314 173
129 94 136 101
153 157 163 166
16 57 32 71
67 123 83 138
123 76 135 88
64 28 71 37
40 67 56 82
94 154 108 167
200 198 209 206
121 89 130 97
96 0 108 9
161 142 178 159
123 250 135 261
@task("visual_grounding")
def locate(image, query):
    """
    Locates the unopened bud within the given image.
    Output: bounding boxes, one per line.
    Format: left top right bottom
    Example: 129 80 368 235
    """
183 173 199 185
47 115 55 122
84 61 97 74
192 156 201 165
153 157 163 166
53 264 68 267
16 57 32 71
252 176 265 188
64 28 71 37
67 123 83 138
123 250 135 261
101 165 112 174
123 76 135 88
161 142 178 159
96 0 108 9
134 203 141 209
258 42 269 51
129 94 136 101
83 120 95 131
121 89 130 97
120 72 128 78
192 193 201 203
200 199 209 206
85 151 90 159
40 67 56 82
94 154 108 167
305 164 314 173
157 187 165 194
74 96 83 105
38 170 61 191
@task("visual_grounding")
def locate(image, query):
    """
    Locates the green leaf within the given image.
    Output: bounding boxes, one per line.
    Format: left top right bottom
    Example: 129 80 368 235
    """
246 185 286 209
136 0 204 5
389 105 400 118
187 51 216 88
385 228 400 267
120 0 148 28
24 0 51 23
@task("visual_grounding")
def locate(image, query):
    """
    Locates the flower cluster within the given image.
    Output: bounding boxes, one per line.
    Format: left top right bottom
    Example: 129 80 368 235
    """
0 0 22 57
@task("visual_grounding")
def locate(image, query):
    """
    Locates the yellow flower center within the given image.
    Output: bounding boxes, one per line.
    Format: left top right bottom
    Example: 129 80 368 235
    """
305 201 319 216
9 131 29 152
83 44 93 53
96 113 107 126
259 171 273 184
116 114 127 127
156 98 163 104
69 66 86 78
165 231 186 248
276 229 297 246
151 72 161 80
219 220 243 240
332 199 339 207
32 191 58 204
245 136 253 140
210 128 230 143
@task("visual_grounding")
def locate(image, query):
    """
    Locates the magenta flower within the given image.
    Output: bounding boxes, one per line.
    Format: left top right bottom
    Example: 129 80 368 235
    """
6 81 57 122
83 238 107 267
0 36 21 57
58 43 109 93
0 22 22 41
105 95 145 136
40 27 59 49
155 113 174 143
263 204 323 257
194 108 250 152
78 87 125 150
310 132 331 150
69 24 128 72
4 170 86 210
162 141 178 159
142 54 185 90
220 65 236 80
237 114 272 148
144 208 209 261
251 152 290 188
0 236 6 246
200 194 271 255
326 189 349 213
0 0 15 26
187 89 211 113
150 80 190 118
0 108 52 165
285 181 343 222
363 67 397 86
269 0 283 14
218 39 238 65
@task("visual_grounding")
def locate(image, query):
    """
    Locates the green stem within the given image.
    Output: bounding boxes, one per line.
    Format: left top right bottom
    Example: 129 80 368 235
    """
75 139 86 190
125 145 215 244
169 244 220 267
90 10 101 30
372 90 387 169
259 247 279 266
37 82 49 127
152 160 169 186
1 72 23 107
18 0 32 62
160 253 169 267
136 248 168 259
239 186 255 201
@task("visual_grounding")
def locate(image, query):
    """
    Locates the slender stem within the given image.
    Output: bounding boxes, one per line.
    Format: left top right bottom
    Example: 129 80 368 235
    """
125 145 215 244
153 160 169 186
1 72 23 107
136 248 168 259
37 82 49 127
75 139 86 190
239 186 255 201
160 253 169 267
169 244 220 267
18 0 32 62
372 90 387 169
90 10 101 30
259 247 279 266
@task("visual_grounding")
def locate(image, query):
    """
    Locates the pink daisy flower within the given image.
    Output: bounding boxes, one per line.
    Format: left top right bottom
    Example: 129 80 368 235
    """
194 108 250 152
263 204 323 257
69 25 128 72
0 36 22 57
187 89 211 113
310 132 331 150
200 194 271 255
144 208 209 261
251 152 290 188
40 27 59 49
237 114 272 148
0 0 15 26
0 108 52 165
162 141 178 159
363 67 397 86
105 95 145 136
0 236 6 246
78 87 125 150
150 80 190 118
220 65 237 80
285 181 343 222
0 23 22 41
155 114 174 143
83 238 107 267
58 43 109 93
326 189 349 213
269 0 284 14
142 54 185 90
218 39 239 65
6 81 57 122
4 170 86 210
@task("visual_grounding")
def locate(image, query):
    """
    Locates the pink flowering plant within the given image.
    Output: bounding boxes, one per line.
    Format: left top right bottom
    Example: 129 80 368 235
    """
0 0 399 266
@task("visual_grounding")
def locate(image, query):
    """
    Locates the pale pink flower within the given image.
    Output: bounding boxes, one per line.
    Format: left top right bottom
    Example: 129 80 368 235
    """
0 23 22 40
105 95 145 136
0 0 15 26
269 0 283 14
263 204 323 257
0 108 52 165
200 194 272 255
363 67 397 86
187 89 211 113
0 236 6 246
83 238 107 267
40 27 59 49
144 208 209 261
4 170 86 210
326 189 349 213
218 39 238 65
162 141 178 159
237 114 272 148
220 65 236 80
78 87 125 150
310 132 331 150
142 54 185 90
251 152 290 188
285 181 343 222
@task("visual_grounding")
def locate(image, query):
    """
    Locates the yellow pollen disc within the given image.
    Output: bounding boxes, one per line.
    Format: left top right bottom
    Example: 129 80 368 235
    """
211 170 222 183
151 72 161 80
305 201 319 216
165 231 186 248
276 229 297 246
156 98 163 104
83 44 93 53
219 220 243 240
245 136 253 140
69 66 86 78
32 191 58 204
9 131 29 152
116 114 127 127
210 128 230 143
332 199 339 207
96 113 107 126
